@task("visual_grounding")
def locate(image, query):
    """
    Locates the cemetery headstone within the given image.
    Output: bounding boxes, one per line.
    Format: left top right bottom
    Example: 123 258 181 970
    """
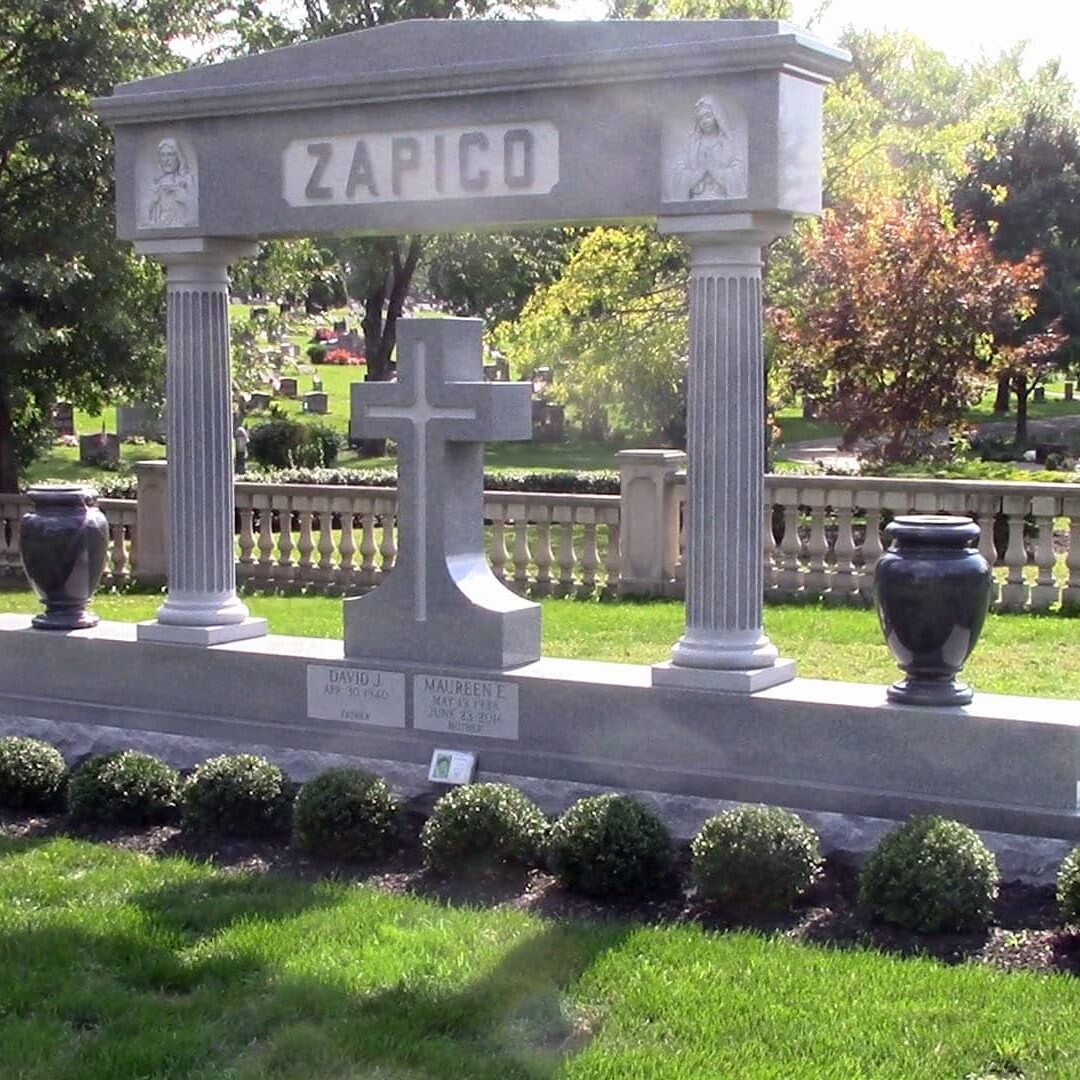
1066 382 1075 402
248 390 272 411
1033 386 1046 404
117 403 166 440
302 391 329 414
346 317 540 669
277 377 298 398
51 402 75 437
78 433 121 466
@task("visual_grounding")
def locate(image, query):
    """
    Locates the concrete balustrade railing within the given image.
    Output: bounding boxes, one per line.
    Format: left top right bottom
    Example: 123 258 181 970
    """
2 457 1079 613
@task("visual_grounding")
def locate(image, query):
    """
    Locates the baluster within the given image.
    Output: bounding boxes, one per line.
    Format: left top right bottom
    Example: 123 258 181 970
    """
777 497 802 596
511 507 531 594
0 508 14 572
238 506 256 565
110 521 128 586
489 506 509 584
297 507 315 586
1063 497 1080 612
673 494 687 588
277 497 295 593
804 493 828 597
762 501 777 596
338 504 356 594
1030 495 1059 612
257 500 275 591
603 520 621 598
859 504 884 601
556 518 576 597
973 496 1000 568
999 494 1029 611
533 511 554 596
378 501 398 573
580 518 599 598
829 501 857 604
316 504 335 592
127 514 138 583
360 512 378 587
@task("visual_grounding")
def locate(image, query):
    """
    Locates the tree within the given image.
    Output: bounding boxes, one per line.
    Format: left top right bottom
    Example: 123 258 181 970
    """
0 0 219 491
769 195 1047 464
952 101 1080 438
229 0 538 405
492 227 688 442
420 229 582 326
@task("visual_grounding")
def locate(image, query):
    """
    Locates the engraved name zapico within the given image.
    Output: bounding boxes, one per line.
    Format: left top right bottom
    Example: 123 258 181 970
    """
282 122 559 206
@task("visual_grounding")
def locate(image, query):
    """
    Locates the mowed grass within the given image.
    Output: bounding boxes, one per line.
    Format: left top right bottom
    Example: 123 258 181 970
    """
1 835 1079 1080
1 589 1075 697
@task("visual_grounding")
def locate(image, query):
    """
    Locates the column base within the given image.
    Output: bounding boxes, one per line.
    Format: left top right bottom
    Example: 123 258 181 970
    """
156 594 252 627
137 617 268 647
652 658 797 694
669 628 779 670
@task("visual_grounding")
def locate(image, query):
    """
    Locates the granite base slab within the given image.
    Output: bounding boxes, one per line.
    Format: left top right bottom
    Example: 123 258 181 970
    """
0 615 1078 843
652 658 797 693
137 617 268 646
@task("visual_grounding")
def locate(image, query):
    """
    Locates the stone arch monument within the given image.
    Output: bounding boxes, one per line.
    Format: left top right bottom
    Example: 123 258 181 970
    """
97 18 848 691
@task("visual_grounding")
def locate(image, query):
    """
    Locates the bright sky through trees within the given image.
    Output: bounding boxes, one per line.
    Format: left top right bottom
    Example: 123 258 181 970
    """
545 0 1080 99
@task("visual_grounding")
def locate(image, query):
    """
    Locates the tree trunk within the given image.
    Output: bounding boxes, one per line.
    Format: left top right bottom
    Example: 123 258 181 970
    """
1013 373 1030 447
0 383 17 494
993 372 1011 413
354 237 424 459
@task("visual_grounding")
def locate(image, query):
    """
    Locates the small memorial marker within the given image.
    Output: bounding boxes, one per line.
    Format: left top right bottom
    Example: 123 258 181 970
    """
414 674 519 740
428 749 477 785
306 664 406 726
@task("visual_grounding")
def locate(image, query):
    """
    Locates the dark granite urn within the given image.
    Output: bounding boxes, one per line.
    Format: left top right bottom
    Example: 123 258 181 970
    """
874 515 993 707
20 486 109 630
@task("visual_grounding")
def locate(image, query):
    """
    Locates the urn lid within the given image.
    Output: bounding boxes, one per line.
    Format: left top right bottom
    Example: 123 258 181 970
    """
884 514 980 548
26 484 99 507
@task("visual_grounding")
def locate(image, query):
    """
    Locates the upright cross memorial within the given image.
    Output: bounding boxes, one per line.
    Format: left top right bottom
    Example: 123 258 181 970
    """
346 318 540 669
95 19 848 689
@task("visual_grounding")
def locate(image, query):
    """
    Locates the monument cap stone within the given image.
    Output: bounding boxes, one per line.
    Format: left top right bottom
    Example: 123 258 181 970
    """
95 19 848 241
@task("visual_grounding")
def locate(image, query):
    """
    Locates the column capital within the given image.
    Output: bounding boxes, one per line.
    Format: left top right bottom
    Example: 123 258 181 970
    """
657 211 795 255
133 236 258 269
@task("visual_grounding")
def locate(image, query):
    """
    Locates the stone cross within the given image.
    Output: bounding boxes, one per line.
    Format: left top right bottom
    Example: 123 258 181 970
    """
344 318 541 669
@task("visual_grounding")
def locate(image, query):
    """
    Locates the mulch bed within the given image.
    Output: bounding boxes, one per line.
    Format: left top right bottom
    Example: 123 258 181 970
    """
4 804 1078 978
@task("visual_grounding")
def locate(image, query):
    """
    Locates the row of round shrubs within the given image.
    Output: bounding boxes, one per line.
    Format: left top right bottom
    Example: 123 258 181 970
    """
5 735 1080 932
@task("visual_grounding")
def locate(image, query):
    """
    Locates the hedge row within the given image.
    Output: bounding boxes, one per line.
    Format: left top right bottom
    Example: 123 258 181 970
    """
3 734 1070 931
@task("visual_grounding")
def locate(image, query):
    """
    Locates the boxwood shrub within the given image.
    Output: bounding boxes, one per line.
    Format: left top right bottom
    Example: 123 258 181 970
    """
67 750 181 825
0 736 68 810
691 805 823 910
858 815 999 932
546 794 674 898
293 767 401 861
182 753 291 836
420 782 548 874
1056 846 1080 923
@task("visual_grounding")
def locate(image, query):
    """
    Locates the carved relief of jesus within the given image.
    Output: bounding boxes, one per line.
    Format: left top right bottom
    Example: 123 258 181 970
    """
146 137 198 228
671 96 743 200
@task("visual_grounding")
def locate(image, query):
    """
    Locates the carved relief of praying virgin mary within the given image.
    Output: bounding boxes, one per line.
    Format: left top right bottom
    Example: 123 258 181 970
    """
670 96 745 201
144 137 198 228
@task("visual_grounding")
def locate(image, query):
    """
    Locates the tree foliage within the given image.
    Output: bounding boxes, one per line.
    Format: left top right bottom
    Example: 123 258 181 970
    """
492 227 688 442
952 101 1080 441
0 0 219 490
769 195 1047 463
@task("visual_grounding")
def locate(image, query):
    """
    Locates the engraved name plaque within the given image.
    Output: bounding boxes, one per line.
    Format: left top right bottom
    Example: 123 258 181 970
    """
283 122 559 207
307 665 406 726
413 675 519 740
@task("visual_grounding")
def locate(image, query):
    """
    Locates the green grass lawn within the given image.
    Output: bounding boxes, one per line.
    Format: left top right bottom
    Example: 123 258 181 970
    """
2 835 1079 1079
1 590 1074 698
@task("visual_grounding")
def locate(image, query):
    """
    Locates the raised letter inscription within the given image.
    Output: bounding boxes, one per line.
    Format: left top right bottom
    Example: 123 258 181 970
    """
284 123 558 207
414 675 519 740
307 665 406 727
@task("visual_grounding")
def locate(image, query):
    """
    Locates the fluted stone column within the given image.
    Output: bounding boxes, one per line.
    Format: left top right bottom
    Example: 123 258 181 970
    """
653 217 795 693
135 239 267 646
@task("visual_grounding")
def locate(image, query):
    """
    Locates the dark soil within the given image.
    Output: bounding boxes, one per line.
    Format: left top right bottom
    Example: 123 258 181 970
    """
4 804 1077 978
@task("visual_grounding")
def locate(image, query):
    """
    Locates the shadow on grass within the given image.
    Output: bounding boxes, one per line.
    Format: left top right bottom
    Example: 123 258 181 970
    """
0 862 624 1079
